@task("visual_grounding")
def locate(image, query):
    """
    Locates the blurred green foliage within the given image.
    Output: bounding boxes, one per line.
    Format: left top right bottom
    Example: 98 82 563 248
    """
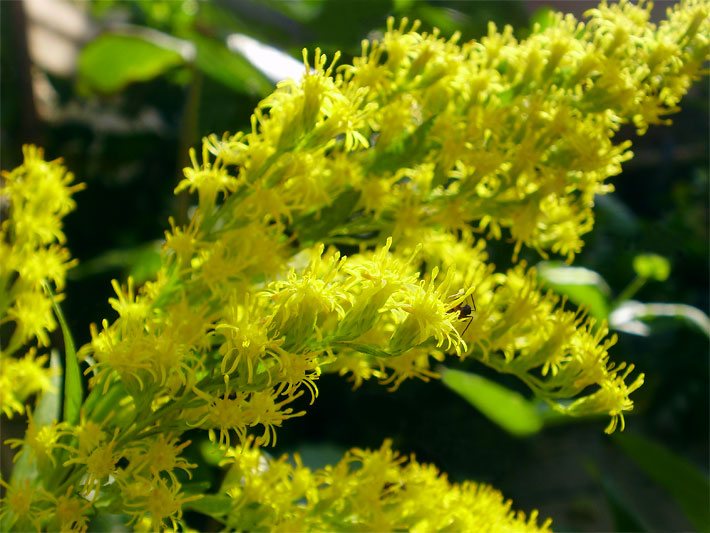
1 1 707 530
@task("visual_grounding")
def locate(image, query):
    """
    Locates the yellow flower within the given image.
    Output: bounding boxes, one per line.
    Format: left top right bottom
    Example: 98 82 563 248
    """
64 429 122 497
108 278 151 334
0 478 53 531
125 434 195 484
175 143 239 212
52 486 91 533
190 378 249 448
0 349 53 418
264 244 349 351
389 267 464 354
219 440 552 531
124 476 200 531
6 411 68 469
243 387 306 447
565 362 645 433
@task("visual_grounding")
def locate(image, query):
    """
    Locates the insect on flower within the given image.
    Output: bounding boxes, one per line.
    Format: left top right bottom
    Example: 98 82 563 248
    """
448 291 476 336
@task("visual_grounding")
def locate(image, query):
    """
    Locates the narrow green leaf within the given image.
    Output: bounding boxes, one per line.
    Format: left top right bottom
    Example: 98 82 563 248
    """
87 512 130 532
614 432 710 532
440 367 543 437
34 349 63 426
530 7 555 32
68 242 161 280
227 33 306 85
78 33 185 94
294 188 362 245
537 261 611 320
368 115 438 174
190 33 274 97
595 194 640 235
9 351 62 486
610 301 710 338
183 494 232 519
585 461 649 532
84 380 128 423
46 283 82 425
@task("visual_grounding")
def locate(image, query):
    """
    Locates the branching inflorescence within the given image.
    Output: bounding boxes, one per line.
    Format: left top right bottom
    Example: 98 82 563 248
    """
1 1 707 530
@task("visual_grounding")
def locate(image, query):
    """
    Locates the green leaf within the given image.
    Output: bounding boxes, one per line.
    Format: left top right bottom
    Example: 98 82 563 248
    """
45 283 82 425
226 33 306 85
261 0 324 23
128 247 163 284
614 432 710 532
530 7 555 32
34 350 64 426
69 242 162 283
609 301 710 338
409 4 464 37
440 367 543 437
199 438 227 467
190 33 274 97
84 380 128 423
78 33 186 94
294 188 362 245
632 254 671 281
537 261 611 320
393 0 416 10
87 512 130 532
184 495 232 519
368 115 438 175
585 461 649 532
9 351 62 486
595 195 640 236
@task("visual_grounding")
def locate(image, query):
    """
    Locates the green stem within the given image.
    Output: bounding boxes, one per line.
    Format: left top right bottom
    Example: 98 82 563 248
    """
175 66 203 226
614 275 647 306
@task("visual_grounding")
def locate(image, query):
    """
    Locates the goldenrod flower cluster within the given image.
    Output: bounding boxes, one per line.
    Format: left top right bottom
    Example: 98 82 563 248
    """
0 146 83 417
1 1 707 530
217 439 551 531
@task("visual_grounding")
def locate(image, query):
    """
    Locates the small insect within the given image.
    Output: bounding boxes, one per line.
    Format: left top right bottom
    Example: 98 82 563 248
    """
448 291 476 336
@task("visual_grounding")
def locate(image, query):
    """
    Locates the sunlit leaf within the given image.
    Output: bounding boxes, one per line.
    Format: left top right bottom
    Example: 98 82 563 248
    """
45 283 82 425
190 32 274 97
9 351 62 486
440 367 543 437
537 261 611 320
610 301 710 338
227 33 305 84
78 33 186 94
